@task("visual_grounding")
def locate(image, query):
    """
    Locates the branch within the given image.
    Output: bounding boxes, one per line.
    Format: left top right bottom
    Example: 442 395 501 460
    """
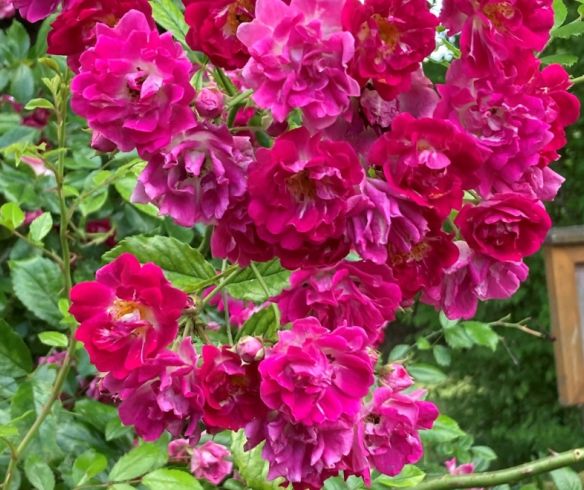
415 448 584 489
570 74 584 86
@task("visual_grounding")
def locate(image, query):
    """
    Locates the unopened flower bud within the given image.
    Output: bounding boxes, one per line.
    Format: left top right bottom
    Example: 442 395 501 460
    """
195 88 224 118
236 336 265 363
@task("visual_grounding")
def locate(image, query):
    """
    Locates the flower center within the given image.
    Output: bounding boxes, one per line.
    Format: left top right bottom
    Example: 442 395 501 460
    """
110 298 149 322
225 0 254 36
390 241 431 266
372 14 400 51
287 171 317 201
482 2 515 29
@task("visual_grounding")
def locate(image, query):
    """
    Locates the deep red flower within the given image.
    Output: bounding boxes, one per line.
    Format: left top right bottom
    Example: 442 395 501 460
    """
70 253 188 379
47 0 154 72
455 193 551 262
183 0 255 70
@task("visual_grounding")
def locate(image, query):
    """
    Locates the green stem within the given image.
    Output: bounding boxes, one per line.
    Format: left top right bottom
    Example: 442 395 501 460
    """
415 448 584 489
201 268 242 307
12 230 64 267
570 74 584 86
250 262 271 298
2 76 76 490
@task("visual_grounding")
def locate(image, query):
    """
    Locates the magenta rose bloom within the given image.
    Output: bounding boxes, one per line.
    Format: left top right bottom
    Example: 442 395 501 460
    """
191 441 233 484
259 318 374 425
342 0 438 100
184 0 254 70
105 340 204 441
69 253 188 379
276 261 402 346
369 113 484 218
247 128 364 269
455 193 551 262
133 125 253 227
70 10 196 157
361 385 438 476
14 0 61 21
441 0 553 70
422 241 529 320
199 344 267 432
47 0 153 72
261 414 355 489
237 0 360 130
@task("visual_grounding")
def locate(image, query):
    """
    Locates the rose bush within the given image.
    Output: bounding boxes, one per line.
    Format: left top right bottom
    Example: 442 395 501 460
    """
0 0 582 489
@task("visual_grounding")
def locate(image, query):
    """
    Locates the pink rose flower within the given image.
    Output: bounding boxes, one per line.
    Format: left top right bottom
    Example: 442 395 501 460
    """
360 384 438 476
445 458 483 490
369 113 485 218
342 0 438 100
200 344 267 432
133 125 253 227
247 128 364 269
70 253 188 379
104 339 204 441
259 318 374 425
422 241 529 320
237 0 360 129
0 0 15 19
191 441 233 484
276 260 402 346
455 193 551 262
194 88 225 119
71 10 196 157
184 0 254 70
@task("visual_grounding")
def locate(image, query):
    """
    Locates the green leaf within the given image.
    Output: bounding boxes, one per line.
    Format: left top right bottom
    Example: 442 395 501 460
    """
72 450 107 486
462 321 499 351
388 344 410 362
24 98 54 111
552 20 584 38
142 469 204 490
104 235 215 291
553 0 568 29
415 337 432 351
443 324 474 350
38 331 68 348
408 363 447 384
539 53 579 67
231 430 285 490
114 176 160 217
421 415 466 444
28 212 53 242
105 417 132 441
149 0 189 45
7 21 30 59
324 476 365 490
108 441 168 481
0 320 33 377
24 455 55 490
372 466 425 488
236 304 280 342
550 467 583 490
10 64 34 103
0 202 25 230
433 345 451 367
79 170 112 217
10 257 64 325
439 311 459 329
226 260 290 302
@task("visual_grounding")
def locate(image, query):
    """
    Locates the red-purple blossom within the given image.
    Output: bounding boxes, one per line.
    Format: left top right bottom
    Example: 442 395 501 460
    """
276 260 401 346
342 0 438 100
247 128 364 269
259 318 374 425
70 253 188 379
191 441 233 484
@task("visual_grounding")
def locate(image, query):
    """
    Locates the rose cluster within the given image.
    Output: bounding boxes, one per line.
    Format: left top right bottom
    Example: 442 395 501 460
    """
70 255 437 488
53 0 579 487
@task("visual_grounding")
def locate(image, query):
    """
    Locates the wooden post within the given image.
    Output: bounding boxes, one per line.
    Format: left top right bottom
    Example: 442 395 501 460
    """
544 226 584 405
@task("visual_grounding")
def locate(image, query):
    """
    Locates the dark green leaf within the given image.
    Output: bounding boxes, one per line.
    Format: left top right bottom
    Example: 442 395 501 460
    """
433 345 451 367
539 53 579 66
388 344 410 362
24 455 55 490
462 321 499 351
226 260 290 302
443 324 474 350
104 235 215 291
408 363 447 384
108 441 168 481
0 320 32 378
142 469 203 490
10 64 34 103
236 304 280 342
10 257 64 325
552 20 584 38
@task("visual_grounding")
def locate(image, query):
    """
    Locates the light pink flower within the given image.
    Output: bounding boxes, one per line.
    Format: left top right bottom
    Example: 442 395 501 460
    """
0 0 14 18
445 458 483 490
71 10 196 157
237 0 360 129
